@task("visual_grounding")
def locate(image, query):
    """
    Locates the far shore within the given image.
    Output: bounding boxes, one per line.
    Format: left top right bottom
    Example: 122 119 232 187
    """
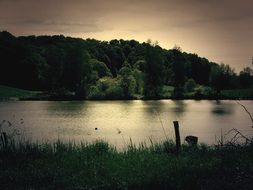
1 94 253 101
1 85 253 101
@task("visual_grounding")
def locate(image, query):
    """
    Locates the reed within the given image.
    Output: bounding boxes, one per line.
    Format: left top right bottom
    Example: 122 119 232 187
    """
1 138 252 190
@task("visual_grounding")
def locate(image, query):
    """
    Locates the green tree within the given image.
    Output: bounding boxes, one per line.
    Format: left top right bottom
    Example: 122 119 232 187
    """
118 65 136 98
184 78 197 92
88 77 125 99
144 45 164 98
239 67 253 88
132 67 144 95
44 45 66 90
90 59 112 78
168 48 186 98
75 51 93 98
209 63 236 94
61 48 92 98
170 48 186 87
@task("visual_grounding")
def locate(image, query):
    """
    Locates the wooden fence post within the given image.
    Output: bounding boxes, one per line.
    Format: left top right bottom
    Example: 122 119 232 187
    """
173 121 181 152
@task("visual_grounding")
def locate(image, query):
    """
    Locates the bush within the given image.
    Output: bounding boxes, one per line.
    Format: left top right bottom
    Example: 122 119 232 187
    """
88 77 123 99
184 79 197 92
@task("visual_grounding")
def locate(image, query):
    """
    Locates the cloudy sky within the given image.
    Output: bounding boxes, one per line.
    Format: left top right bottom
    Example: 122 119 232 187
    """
0 0 252 72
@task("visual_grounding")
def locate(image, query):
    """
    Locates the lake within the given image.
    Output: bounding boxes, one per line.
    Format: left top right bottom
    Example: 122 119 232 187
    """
0 100 252 148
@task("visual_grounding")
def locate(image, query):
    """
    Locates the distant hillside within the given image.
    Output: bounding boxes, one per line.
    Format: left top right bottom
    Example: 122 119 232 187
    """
0 31 252 99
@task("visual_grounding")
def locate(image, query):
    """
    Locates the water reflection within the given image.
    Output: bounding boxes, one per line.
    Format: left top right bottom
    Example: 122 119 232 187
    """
44 101 88 114
171 100 187 117
0 100 252 148
211 101 234 115
141 100 170 114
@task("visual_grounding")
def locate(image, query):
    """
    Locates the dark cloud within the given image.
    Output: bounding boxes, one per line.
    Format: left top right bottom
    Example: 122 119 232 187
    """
1 18 105 33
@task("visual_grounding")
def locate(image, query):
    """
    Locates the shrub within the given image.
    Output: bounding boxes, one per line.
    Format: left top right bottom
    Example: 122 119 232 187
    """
184 79 197 92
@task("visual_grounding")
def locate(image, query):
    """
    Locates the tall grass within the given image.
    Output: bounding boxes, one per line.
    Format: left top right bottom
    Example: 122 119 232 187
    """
1 139 253 190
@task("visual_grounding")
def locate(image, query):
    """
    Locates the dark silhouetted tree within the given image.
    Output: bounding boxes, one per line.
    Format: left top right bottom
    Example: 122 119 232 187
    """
144 45 164 98
239 67 253 88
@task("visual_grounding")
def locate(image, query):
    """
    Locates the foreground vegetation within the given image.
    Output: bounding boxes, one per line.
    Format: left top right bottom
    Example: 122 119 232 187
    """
1 140 253 190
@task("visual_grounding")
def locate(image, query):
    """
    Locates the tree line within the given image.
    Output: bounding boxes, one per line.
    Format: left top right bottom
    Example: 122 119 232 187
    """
0 31 252 99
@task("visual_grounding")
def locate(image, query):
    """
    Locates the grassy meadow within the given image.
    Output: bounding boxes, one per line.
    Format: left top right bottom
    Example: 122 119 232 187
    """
0 85 38 100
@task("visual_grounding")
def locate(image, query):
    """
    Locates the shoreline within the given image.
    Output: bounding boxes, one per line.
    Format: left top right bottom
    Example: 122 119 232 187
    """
15 96 253 101
1 97 253 101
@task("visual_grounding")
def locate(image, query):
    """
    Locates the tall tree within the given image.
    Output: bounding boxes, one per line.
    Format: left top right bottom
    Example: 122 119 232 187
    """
239 67 253 88
170 48 186 87
209 63 236 94
118 64 136 98
144 45 164 98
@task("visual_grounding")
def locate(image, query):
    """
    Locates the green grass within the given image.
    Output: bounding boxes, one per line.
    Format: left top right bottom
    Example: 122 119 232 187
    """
0 85 38 99
221 88 253 98
1 140 253 190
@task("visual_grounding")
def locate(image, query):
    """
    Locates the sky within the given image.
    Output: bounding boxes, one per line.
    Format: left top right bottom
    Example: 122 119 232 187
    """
0 0 252 72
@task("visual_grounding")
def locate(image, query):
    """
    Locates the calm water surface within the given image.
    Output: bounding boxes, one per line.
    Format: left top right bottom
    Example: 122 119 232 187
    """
0 100 252 148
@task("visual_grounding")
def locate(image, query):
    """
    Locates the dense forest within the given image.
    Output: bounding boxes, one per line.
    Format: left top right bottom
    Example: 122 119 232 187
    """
0 31 252 99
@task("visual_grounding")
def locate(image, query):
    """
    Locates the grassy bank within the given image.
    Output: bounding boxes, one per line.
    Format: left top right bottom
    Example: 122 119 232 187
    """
221 88 253 99
0 85 38 100
1 140 253 190
1 85 253 100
